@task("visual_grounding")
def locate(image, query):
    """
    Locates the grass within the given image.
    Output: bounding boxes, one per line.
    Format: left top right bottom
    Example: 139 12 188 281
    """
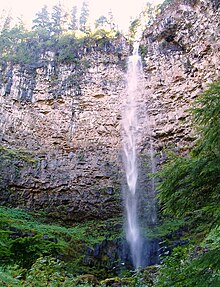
0 207 122 245
0 206 123 283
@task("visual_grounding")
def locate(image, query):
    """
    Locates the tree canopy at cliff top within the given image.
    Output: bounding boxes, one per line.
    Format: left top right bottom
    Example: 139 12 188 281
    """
0 0 161 65
0 0 164 32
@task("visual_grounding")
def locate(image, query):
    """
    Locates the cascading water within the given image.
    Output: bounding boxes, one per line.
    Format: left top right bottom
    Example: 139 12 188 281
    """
122 42 144 269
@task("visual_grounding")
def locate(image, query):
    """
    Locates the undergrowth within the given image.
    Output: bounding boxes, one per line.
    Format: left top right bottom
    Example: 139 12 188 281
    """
0 206 123 285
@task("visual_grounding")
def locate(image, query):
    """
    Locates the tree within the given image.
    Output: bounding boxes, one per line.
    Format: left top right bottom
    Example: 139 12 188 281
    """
129 18 140 39
155 79 220 287
95 15 108 29
108 10 116 31
157 80 220 218
51 2 67 36
79 0 90 32
0 10 12 32
0 11 12 57
69 5 78 31
142 2 156 25
0 15 29 63
32 5 51 38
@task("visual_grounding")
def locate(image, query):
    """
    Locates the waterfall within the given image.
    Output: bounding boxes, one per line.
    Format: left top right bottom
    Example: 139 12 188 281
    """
122 42 144 269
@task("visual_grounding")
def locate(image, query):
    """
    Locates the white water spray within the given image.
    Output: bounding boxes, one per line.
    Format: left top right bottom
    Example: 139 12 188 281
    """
122 42 144 269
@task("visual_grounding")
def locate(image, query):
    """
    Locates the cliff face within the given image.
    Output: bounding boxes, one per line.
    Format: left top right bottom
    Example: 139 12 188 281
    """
0 0 219 222
142 0 219 153
0 39 129 222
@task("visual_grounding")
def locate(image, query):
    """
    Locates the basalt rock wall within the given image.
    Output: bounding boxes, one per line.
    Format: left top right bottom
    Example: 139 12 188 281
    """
0 0 219 222
141 0 219 156
0 39 129 222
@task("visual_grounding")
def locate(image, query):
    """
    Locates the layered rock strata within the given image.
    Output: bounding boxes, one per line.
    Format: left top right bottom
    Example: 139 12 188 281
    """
0 0 219 221
141 0 219 155
0 40 128 221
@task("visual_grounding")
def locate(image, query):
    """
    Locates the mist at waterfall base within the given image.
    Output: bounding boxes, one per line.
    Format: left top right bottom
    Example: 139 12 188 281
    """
121 43 158 270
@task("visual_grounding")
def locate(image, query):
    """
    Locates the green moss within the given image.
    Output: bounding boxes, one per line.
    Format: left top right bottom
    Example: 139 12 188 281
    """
0 206 122 277
0 145 37 165
139 44 148 60
145 218 185 239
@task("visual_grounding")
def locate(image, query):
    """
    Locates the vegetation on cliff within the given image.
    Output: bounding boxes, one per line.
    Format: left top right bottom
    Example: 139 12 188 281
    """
0 1 165 66
1 80 219 287
0 1 122 66
155 80 220 287
0 206 124 286
0 1 219 286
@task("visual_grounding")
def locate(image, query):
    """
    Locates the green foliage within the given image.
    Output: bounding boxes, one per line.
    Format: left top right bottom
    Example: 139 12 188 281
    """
157 80 220 223
69 6 78 31
56 34 80 63
51 3 67 36
10 235 61 269
95 16 109 29
79 0 90 33
139 44 148 59
155 246 192 287
156 244 220 287
0 265 24 287
0 259 99 286
129 19 140 40
0 206 125 285
145 218 185 239
192 80 220 155
155 80 220 286
22 256 75 287
0 208 62 269
0 2 121 66
156 153 220 217
159 0 174 12
0 25 120 67
0 206 122 280
32 5 51 34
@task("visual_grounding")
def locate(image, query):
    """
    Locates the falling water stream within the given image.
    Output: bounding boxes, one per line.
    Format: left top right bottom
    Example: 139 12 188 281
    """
122 42 144 269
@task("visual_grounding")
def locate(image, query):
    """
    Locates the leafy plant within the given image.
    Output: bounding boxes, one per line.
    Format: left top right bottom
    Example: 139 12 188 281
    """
0 206 122 280
22 256 75 287
157 80 220 225
155 80 220 286
0 265 24 287
156 244 220 287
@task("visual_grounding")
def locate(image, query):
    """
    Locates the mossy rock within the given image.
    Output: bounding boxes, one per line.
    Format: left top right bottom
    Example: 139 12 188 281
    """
75 274 100 286
100 277 134 286
140 265 159 286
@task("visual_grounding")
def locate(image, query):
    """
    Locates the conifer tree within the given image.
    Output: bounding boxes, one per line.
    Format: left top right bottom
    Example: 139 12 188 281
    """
155 80 220 287
0 11 13 57
69 5 78 31
32 5 50 30
95 15 108 29
51 2 67 36
157 80 220 219
0 10 12 32
108 10 116 31
79 0 90 32
32 5 51 38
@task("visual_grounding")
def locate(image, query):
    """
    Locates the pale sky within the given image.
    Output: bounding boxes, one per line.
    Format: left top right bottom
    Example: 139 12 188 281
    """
0 0 163 31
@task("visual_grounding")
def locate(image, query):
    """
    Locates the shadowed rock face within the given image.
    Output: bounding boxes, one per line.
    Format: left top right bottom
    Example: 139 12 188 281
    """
84 237 159 273
0 0 219 222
